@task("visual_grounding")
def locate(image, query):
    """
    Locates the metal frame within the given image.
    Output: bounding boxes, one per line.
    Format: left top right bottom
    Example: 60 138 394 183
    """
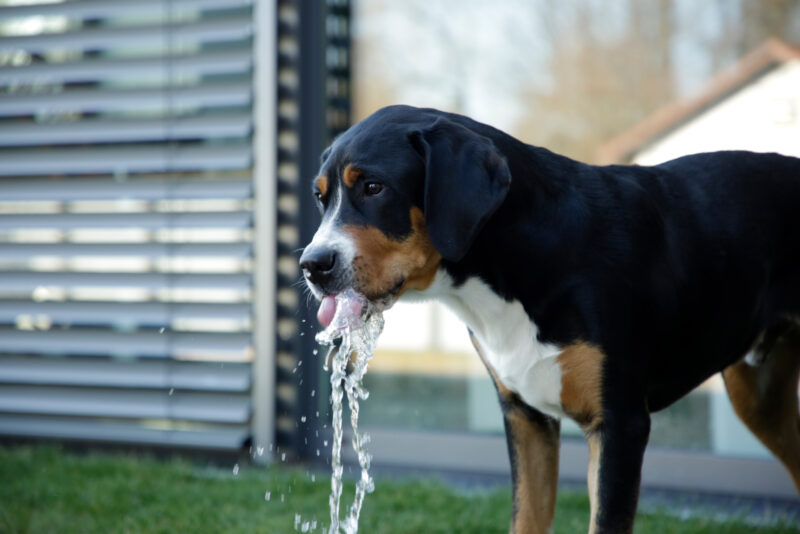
251 0 278 463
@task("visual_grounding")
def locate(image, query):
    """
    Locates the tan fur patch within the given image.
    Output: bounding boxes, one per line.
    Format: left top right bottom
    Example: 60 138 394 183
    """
557 343 605 429
344 207 441 300
343 165 360 188
724 331 800 495
506 409 560 534
315 175 328 197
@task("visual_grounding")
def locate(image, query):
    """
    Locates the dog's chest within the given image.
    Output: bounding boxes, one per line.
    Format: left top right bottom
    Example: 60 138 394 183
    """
415 273 566 419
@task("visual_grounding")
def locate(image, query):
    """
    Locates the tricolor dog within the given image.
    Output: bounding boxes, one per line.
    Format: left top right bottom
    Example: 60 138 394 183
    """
299 105 800 533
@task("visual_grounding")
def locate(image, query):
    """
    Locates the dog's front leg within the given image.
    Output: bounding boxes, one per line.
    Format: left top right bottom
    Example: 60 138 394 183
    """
585 407 650 534
501 399 561 534
471 333 560 534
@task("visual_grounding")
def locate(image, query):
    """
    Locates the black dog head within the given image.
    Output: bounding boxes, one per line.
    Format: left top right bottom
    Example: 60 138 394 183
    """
299 105 511 311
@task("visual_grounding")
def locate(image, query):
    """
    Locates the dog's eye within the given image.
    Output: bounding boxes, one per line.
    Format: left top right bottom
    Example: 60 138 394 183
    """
365 182 384 196
314 191 323 203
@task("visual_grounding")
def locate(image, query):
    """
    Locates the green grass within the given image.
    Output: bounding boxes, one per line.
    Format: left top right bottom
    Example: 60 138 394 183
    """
0 445 797 534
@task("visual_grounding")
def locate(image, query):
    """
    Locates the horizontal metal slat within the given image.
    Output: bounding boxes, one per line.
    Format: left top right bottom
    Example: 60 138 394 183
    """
0 49 253 86
0 114 253 146
0 211 252 230
0 242 251 259
0 356 251 391
0 17 254 54
0 385 251 423
0 301 251 326
0 144 252 176
0 178 252 201
0 414 249 450
0 0 252 20
0 271 251 290
0 329 252 360
0 81 252 117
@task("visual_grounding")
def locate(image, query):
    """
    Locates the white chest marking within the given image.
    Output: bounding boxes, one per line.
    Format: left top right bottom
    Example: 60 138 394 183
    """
407 271 566 419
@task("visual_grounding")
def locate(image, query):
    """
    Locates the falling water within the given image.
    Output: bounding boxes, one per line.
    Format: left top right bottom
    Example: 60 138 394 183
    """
314 288 385 534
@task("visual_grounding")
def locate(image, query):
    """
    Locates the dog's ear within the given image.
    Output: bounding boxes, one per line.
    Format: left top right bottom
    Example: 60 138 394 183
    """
409 117 511 262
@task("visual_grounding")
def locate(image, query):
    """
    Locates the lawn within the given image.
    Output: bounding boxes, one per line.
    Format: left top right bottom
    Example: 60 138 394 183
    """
0 445 797 534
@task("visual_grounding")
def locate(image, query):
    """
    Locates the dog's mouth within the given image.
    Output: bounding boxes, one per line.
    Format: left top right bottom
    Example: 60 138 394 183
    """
316 278 405 328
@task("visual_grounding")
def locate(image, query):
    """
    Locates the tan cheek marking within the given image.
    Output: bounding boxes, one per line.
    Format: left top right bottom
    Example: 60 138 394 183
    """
344 207 441 299
315 175 328 197
343 165 360 188
557 342 605 430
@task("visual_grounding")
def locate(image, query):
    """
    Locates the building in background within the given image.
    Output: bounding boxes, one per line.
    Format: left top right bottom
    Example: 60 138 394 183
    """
599 39 800 164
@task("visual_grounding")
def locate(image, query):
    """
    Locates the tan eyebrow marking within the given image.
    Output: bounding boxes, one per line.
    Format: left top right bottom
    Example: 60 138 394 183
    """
343 165 361 188
315 175 328 197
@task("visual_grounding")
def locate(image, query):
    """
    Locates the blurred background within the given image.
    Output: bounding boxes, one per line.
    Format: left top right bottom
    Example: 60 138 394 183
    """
0 0 798 503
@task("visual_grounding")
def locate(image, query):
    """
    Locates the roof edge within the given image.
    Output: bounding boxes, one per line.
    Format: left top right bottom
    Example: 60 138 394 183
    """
597 38 800 164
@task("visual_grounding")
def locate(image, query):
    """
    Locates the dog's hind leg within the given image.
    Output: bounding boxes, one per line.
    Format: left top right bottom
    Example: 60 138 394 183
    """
723 325 800 496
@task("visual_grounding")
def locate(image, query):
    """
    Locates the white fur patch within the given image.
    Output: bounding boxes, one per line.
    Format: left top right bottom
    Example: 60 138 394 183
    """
407 271 566 418
304 188 356 298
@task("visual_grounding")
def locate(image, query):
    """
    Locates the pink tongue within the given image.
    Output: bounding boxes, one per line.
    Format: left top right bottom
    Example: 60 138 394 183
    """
317 295 337 327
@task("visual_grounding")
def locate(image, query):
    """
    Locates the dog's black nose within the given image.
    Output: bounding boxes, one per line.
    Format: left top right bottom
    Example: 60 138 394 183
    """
299 248 337 286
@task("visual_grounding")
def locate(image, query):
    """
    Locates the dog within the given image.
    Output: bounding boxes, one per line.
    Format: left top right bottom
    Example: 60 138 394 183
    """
299 105 800 533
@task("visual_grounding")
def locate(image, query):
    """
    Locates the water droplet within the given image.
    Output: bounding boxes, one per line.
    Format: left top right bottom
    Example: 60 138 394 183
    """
159 327 166 334
323 440 328 447
300 415 307 423
168 388 174 396
264 491 271 501
281 452 286 461
311 474 316 482
257 446 264 456
294 513 301 530
298 360 303 366
316 449 320 456
311 390 316 397
281 493 285 502
312 349 318 356
232 463 239 476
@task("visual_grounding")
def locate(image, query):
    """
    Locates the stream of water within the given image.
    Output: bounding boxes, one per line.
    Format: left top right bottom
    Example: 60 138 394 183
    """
314 289 385 534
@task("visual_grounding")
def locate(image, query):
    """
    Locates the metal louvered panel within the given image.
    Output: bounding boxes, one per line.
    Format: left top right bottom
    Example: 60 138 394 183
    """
0 177 253 201
0 0 253 19
0 49 253 85
0 114 253 145
0 17 254 53
0 0 269 451
0 414 249 450
0 211 252 230
0 271 251 291
0 357 251 391
0 82 252 115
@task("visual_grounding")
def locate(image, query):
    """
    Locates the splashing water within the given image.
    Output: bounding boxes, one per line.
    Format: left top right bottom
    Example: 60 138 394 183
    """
314 288 385 534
